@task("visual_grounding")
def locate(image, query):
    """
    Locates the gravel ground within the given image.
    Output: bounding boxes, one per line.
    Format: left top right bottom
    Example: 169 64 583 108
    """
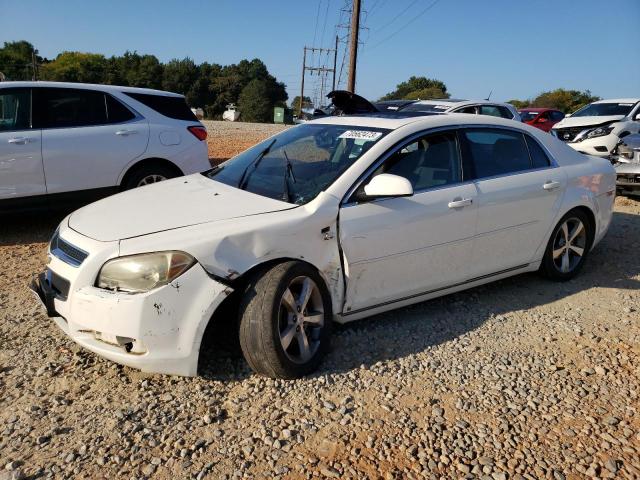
203 120 291 164
1 188 639 479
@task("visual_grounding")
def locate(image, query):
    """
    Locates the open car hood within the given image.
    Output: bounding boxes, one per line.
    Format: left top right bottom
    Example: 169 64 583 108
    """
327 90 379 115
68 174 293 241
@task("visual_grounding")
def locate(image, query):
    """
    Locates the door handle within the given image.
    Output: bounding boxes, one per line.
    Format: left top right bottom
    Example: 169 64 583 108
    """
115 130 138 136
543 181 561 191
8 137 28 145
448 198 473 208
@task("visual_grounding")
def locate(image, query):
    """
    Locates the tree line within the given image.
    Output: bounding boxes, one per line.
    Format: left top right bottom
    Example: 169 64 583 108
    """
0 41 288 122
378 76 600 114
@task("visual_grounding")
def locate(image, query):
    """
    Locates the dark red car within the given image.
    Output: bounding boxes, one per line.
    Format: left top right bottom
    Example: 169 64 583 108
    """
518 108 565 132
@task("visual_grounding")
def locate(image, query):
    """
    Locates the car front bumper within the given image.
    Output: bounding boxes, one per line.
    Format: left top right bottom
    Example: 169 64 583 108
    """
30 261 232 377
562 134 619 158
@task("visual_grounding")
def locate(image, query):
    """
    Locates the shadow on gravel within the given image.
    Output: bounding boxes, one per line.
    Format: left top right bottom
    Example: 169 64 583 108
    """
200 210 640 380
1 210 72 247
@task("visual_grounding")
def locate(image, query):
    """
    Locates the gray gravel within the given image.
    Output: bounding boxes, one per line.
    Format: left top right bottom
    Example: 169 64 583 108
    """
1 197 639 479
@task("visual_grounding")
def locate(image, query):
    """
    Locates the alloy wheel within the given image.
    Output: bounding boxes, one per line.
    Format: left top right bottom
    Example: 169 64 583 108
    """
552 217 587 273
278 276 324 364
137 174 167 186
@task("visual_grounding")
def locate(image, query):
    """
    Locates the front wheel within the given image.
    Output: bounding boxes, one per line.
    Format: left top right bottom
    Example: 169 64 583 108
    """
238 261 332 379
539 210 592 281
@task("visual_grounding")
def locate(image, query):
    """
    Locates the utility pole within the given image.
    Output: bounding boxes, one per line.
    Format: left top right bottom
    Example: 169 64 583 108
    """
332 35 338 92
299 45 337 114
347 0 361 93
31 51 38 81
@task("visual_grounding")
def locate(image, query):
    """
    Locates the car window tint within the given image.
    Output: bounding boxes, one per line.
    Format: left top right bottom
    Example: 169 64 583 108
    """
462 129 531 178
123 92 197 121
497 106 514 119
479 105 503 118
35 88 107 128
106 94 136 123
375 131 461 191
456 106 477 114
525 135 551 168
0 88 30 131
551 111 565 121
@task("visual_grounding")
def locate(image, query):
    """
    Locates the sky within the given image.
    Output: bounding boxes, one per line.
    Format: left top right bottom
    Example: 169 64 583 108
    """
1 0 639 105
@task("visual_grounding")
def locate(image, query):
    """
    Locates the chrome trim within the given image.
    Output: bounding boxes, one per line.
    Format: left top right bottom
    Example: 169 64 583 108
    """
50 233 89 268
343 263 530 316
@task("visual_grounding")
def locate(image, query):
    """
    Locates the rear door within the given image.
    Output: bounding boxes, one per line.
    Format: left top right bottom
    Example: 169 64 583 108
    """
0 88 46 200
461 128 565 276
34 87 149 194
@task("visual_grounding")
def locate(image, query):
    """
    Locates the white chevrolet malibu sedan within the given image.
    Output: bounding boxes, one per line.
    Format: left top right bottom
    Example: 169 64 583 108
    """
32 113 616 379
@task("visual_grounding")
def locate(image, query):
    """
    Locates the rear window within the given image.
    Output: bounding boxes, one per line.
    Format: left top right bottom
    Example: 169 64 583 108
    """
124 92 197 121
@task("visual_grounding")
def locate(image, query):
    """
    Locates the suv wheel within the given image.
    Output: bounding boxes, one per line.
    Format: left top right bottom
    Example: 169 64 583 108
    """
123 164 178 190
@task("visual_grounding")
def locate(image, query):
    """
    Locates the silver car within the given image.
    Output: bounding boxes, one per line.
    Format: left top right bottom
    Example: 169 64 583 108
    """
614 133 640 196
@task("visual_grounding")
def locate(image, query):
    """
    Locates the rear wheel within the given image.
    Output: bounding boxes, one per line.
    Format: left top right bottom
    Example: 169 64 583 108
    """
123 164 178 190
238 261 332 379
540 210 592 281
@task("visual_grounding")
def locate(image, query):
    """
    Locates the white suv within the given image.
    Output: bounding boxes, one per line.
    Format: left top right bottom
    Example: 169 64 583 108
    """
551 98 640 158
0 81 210 211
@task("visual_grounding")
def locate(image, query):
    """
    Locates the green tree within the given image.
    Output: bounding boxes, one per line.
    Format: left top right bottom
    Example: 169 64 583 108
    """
290 96 313 116
238 79 273 122
404 86 450 100
162 58 199 96
531 89 600 114
106 51 163 89
0 40 45 80
379 76 449 101
40 52 108 83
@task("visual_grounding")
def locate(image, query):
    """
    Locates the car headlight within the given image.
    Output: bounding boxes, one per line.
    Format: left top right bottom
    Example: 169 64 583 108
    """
97 251 195 293
585 125 614 139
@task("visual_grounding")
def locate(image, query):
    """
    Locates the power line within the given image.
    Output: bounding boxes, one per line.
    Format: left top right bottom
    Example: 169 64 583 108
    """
369 0 442 49
372 0 421 34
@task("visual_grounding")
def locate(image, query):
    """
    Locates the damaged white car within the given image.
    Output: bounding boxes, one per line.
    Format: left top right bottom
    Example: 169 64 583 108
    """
32 114 616 379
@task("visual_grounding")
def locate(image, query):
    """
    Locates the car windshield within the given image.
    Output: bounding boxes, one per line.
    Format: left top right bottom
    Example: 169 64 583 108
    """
401 103 451 113
519 111 539 121
572 102 636 117
204 123 389 205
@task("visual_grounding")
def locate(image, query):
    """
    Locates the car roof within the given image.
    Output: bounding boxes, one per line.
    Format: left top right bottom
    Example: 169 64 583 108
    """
310 112 524 131
518 107 558 112
409 98 514 109
0 81 184 98
593 98 640 104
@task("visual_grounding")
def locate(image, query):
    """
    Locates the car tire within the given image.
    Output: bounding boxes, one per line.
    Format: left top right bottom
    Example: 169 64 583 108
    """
238 261 332 379
123 164 178 190
539 209 592 281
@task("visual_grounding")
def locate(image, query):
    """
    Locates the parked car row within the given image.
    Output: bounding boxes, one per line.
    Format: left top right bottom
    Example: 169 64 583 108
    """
0 81 210 211
29 88 616 379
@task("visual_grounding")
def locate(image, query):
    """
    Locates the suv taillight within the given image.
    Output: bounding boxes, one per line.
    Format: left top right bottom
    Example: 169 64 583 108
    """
187 126 207 141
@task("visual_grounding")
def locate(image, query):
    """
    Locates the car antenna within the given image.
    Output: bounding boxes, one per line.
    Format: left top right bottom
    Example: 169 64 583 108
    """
485 90 493 101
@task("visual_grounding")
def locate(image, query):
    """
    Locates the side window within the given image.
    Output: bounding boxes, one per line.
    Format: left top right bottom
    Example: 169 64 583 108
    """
479 105 503 118
525 135 551 168
497 106 514 119
538 111 549 121
123 92 197 121
456 106 477 114
0 89 30 132
34 88 107 128
462 129 531 178
373 131 461 191
551 111 565 121
106 94 136 123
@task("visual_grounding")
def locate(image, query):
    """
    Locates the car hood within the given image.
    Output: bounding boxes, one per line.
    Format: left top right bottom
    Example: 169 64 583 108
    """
553 115 624 129
69 174 295 241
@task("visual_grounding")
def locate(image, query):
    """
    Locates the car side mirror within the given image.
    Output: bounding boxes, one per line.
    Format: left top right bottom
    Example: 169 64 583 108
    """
362 173 413 199
635 113 640 121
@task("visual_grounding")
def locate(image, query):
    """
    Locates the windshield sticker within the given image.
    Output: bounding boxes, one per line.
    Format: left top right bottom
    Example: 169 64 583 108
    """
339 130 383 141
433 105 449 110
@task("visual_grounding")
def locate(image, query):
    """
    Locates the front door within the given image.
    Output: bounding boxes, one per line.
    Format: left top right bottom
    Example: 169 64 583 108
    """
0 88 46 200
34 87 148 194
339 129 478 314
